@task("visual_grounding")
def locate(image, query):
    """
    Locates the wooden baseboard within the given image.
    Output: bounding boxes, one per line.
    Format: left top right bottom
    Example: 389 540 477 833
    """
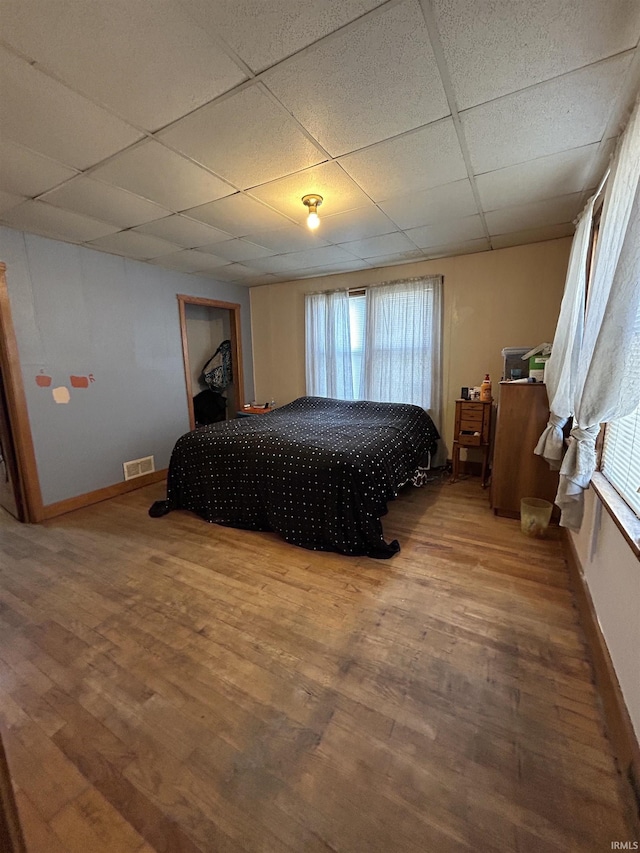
41 469 167 520
563 530 640 818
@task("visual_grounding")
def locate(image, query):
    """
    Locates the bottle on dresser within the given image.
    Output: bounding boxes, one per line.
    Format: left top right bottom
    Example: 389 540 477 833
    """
480 374 492 402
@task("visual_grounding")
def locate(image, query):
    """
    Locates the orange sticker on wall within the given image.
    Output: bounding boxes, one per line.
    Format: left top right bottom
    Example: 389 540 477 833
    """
69 374 95 388
35 371 52 387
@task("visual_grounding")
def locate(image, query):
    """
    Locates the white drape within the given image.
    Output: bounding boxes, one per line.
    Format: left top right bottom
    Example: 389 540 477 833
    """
305 290 353 399
534 197 595 469
554 98 640 529
362 276 442 429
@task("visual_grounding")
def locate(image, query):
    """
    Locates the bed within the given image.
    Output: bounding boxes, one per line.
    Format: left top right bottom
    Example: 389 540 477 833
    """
150 396 439 558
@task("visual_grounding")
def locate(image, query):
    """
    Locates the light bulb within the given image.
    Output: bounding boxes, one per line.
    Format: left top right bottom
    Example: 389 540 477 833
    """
302 194 323 229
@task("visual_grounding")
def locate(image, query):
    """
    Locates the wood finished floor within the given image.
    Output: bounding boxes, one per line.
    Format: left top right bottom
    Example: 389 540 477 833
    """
0 478 637 852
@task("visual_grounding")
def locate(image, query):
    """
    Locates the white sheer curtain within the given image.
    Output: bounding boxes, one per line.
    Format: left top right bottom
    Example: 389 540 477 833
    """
362 276 442 428
555 98 640 529
305 290 353 399
534 196 596 469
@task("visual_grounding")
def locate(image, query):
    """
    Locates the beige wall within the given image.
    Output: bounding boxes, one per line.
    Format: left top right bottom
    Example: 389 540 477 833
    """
250 237 571 449
570 489 640 741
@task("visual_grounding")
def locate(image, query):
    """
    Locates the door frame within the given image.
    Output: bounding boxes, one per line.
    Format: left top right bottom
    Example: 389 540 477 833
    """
0 263 43 522
177 295 245 430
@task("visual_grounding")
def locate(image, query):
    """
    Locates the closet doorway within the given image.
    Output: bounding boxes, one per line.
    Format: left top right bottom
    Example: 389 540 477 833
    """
178 295 244 430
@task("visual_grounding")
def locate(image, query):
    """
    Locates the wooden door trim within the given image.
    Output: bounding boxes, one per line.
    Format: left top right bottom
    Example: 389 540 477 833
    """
0 733 26 853
177 295 245 430
0 263 43 522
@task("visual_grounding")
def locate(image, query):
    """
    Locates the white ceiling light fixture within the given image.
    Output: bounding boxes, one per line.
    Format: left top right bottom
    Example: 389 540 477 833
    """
302 193 323 230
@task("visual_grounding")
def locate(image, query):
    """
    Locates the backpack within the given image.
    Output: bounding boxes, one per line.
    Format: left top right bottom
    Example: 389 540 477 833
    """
201 340 232 392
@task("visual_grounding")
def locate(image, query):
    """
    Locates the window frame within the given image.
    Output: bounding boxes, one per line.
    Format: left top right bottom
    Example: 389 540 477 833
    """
589 198 640 558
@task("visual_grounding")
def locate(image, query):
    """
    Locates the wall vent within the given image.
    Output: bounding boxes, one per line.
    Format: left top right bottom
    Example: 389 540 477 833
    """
123 455 155 481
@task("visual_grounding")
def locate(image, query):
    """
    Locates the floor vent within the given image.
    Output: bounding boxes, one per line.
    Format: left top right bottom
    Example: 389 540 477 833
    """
123 455 155 481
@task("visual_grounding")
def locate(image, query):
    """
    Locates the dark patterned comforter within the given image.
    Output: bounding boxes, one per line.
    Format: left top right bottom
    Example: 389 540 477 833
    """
151 396 439 558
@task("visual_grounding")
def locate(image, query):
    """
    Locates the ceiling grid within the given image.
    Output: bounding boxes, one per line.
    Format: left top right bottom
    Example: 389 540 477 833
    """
0 0 638 284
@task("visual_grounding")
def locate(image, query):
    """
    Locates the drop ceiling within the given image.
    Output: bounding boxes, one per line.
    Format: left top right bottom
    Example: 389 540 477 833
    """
0 0 638 287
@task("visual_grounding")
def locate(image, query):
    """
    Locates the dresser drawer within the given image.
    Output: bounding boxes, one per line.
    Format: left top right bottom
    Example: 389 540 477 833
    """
458 433 482 446
459 415 482 432
460 402 485 414
460 407 483 419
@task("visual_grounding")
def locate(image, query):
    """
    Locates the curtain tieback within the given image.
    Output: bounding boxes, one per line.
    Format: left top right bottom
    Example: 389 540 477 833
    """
547 413 568 429
534 414 568 469
560 423 600 486
568 424 600 444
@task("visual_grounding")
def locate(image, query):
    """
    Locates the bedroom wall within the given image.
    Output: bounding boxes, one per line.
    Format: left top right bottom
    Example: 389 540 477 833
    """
570 489 640 743
250 237 571 451
0 225 254 506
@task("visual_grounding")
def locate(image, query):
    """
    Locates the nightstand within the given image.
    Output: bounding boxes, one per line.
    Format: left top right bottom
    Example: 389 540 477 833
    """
450 399 492 487
236 406 273 418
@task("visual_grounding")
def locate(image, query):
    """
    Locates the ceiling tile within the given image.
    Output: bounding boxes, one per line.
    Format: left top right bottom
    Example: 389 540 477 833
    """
263 0 449 156
0 201 119 242
491 223 575 249
160 84 326 189
339 119 468 200
485 193 583 236
583 136 618 187
150 249 230 273
179 0 387 72
149 251 217 274
316 206 399 244
132 215 232 248
425 238 490 258
240 226 330 253
286 258 378 280
248 161 372 223
86 230 182 259
0 0 247 131
462 53 633 174
206 263 267 281
40 177 170 229
183 194 292 234
200 239 275 262
379 179 478 230
241 275 280 287
475 144 602 211
0 47 142 170
0 140 79 198
90 140 234 211
252 245 360 274
0 190 27 216
432 0 640 110
365 250 426 268
339 231 418 259
206 272 277 287
406 214 486 248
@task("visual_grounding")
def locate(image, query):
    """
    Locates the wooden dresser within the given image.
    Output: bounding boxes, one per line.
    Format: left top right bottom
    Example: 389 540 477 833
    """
491 382 560 518
450 399 492 487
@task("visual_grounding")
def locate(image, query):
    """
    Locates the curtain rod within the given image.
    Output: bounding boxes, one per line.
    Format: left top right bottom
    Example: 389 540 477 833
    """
307 274 443 296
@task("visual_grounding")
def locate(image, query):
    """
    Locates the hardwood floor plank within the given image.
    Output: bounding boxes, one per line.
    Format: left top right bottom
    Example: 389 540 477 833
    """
0 480 637 851
14 790 69 853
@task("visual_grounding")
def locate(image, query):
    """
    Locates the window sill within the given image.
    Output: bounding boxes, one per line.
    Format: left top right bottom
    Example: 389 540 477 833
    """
590 471 640 560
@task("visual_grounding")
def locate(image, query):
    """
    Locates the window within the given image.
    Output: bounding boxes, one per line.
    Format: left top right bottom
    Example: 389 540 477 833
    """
305 276 442 422
601 404 640 517
600 288 640 521
348 292 366 400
